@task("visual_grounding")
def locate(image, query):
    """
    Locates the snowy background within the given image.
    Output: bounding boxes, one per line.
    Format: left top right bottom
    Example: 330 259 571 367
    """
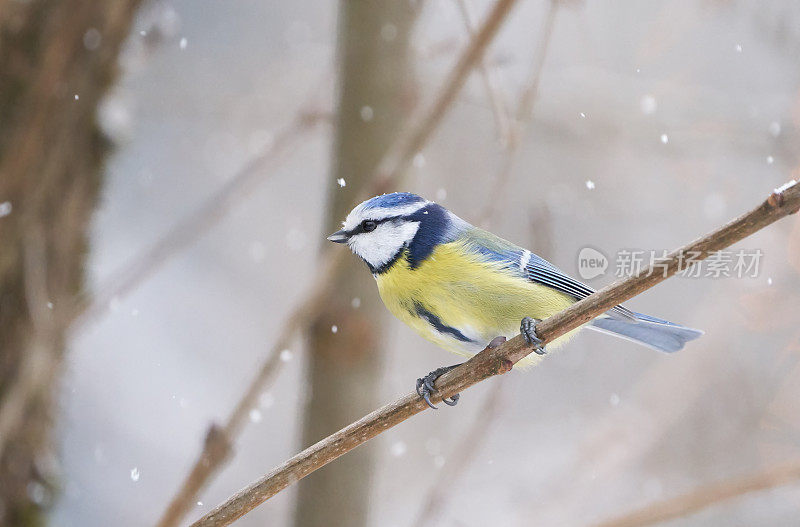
54 1 800 525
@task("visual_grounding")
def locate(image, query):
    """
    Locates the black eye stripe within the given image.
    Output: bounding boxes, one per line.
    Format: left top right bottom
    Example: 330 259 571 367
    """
346 215 402 235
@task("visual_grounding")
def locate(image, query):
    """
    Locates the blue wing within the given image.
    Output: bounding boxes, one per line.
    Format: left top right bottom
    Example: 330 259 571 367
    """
458 227 636 321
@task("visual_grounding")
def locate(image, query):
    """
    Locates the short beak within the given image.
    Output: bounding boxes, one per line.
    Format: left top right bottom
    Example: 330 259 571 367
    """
327 229 349 243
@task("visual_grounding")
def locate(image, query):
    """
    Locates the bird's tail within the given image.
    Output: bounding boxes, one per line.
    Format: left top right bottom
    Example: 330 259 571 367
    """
587 311 703 353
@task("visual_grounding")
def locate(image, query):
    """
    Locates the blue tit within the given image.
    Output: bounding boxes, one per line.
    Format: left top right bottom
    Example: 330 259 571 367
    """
328 192 702 407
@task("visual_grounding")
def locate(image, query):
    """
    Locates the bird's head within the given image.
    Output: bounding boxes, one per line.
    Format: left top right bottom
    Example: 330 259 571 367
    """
328 192 463 274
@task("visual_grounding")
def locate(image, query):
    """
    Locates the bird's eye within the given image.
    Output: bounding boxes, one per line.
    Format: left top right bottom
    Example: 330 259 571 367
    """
362 220 377 232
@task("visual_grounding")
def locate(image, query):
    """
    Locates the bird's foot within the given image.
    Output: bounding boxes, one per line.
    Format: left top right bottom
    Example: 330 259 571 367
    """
520 316 546 355
416 364 461 409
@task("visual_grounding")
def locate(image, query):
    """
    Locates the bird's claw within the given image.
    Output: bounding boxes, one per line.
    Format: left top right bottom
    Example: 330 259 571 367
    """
416 365 460 409
520 316 546 355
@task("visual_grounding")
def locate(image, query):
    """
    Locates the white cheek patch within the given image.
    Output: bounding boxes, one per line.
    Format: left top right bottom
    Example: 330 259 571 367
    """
348 221 420 269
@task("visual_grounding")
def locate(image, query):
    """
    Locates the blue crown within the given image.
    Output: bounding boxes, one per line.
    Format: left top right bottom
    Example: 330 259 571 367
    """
362 192 425 210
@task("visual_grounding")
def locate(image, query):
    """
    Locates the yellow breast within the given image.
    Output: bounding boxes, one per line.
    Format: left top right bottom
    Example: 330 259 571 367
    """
375 240 578 368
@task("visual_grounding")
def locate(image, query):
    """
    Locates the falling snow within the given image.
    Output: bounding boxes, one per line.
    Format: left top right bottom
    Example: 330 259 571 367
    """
280 349 293 362
769 121 781 137
180 37 188 50
610 393 620 406
259 392 275 409
285 228 307 252
360 106 373 121
0 201 11 217
585 180 595 190
660 134 669 144
735 43 742 52
413 153 425 168
425 437 441 455
99 94 133 141
435 188 447 201
351 297 361 309
83 28 102 50
28 482 47 505
337 178 347 187
390 441 407 457
767 156 774 165
74 94 80 100
579 112 586 118
109 296 121 312
130 468 140 482
331 325 338 334
249 409 262 423
249 241 266 262
640 94 657 115
767 277 773 286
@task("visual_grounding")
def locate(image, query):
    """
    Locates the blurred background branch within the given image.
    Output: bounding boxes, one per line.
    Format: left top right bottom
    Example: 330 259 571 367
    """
594 460 800 527
478 0 558 225
73 98 330 332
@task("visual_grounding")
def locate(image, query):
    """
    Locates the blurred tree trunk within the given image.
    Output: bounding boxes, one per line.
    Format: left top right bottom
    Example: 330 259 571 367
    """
0 1 141 524
294 2 417 526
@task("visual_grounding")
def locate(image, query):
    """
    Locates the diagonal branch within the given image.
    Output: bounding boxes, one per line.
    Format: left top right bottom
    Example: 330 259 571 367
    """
371 0 521 190
155 2 522 525
593 460 800 527
190 179 800 527
478 0 558 224
454 0 510 142
70 104 327 332
410 376 507 527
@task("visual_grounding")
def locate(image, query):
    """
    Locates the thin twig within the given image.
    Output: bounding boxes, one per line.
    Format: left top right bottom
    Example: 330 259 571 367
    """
593 460 800 527
371 0 522 190
478 0 558 224
155 2 521 524
154 250 345 527
190 180 800 526
0 226 55 459
455 0 510 142
411 380 507 527
70 106 327 333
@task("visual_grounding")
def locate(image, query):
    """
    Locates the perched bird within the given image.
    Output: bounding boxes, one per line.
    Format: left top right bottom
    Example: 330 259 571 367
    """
328 192 702 408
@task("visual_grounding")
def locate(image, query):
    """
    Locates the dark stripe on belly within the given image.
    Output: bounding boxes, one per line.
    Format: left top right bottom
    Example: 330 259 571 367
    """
413 302 474 343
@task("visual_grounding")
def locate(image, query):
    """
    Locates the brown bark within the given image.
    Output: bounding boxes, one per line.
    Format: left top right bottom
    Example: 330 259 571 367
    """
0 1 141 524
292 2 417 527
